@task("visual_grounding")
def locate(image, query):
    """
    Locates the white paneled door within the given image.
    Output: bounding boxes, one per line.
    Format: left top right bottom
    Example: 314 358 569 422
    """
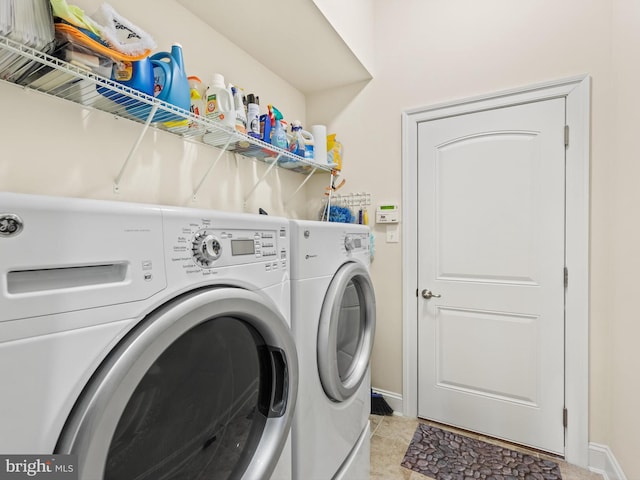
417 98 566 455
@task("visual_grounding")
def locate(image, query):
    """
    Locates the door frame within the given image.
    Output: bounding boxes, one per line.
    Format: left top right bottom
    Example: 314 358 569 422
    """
401 75 590 467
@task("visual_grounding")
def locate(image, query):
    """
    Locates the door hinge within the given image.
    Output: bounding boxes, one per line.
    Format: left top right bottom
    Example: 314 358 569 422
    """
416 288 419 297
563 407 568 428
564 125 569 147
564 267 568 288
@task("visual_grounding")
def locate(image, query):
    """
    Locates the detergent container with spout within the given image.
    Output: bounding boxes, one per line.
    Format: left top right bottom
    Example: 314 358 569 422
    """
97 57 154 106
112 58 154 96
125 43 191 122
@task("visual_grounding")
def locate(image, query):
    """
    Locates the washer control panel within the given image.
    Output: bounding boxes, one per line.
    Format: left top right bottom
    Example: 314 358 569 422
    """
168 213 288 276
343 232 370 254
190 228 283 268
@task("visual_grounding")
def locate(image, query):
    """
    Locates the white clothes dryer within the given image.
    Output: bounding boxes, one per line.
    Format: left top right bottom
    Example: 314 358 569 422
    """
0 192 298 480
289 220 376 480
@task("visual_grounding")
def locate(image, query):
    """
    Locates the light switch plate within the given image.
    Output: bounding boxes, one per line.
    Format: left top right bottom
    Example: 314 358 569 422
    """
386 224 400 243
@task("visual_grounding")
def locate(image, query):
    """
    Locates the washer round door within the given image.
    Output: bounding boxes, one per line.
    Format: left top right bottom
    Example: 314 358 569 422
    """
317 261 376 402
56 287 298 480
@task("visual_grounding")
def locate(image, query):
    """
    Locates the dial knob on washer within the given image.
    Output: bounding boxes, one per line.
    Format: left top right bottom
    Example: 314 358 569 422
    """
344 236 354 251
192 233 221 267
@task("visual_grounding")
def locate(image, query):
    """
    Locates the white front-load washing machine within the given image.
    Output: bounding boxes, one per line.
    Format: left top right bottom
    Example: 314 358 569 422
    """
0 192 298 480
289 220 376 480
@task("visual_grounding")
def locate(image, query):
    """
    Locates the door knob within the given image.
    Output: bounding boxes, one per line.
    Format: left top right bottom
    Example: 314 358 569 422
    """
421 289 441 299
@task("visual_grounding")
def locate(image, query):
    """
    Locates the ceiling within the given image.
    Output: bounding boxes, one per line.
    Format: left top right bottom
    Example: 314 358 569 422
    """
177 0 372 95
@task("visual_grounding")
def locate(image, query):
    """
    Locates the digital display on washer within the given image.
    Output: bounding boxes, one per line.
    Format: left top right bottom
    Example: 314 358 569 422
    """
354 238 362 248
231 239 255 256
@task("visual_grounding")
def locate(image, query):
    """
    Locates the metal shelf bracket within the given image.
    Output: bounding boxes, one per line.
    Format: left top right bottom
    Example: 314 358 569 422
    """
244 154 281 207
284 166 318 204
191 134 235 201
113 104 159 193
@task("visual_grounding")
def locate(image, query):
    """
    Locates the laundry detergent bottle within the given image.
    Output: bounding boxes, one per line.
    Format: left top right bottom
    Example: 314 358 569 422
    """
205 73 234 124
202 73 235 146
148 43 190 120
112 57 154 96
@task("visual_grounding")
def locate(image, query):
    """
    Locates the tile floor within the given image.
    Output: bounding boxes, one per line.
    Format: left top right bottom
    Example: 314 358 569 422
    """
369 414 603 480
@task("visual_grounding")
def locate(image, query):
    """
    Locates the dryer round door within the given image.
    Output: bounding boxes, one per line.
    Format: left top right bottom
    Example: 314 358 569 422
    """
317 261 376 402
56 287 298 480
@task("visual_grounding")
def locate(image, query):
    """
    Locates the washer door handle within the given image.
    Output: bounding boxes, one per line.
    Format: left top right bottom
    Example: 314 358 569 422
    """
267 347 289 417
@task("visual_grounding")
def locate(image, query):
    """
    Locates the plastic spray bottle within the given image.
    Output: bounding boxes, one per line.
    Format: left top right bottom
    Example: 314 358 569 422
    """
288 120 307 157
269 105 288 149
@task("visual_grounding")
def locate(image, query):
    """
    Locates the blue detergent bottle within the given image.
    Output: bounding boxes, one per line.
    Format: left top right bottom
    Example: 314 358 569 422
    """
149 44 190 115
111 57 154 96
126 43 190 122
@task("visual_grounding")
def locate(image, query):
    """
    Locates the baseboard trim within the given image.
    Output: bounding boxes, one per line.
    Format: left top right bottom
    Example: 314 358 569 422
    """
588 443 627 480
371 388 403 415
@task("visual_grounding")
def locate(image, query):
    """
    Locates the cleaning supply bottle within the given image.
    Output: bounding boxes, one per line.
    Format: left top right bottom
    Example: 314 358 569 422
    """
187 75 206 132
205 73 234 124
150 43 190 112
230 85 250 149
203 73 235 147
125 43 190 122
231 85 247 135
269 105 288 149
300 126 315 159
112 57 154 96
246 93 261 138
288 120 307 157
304 134 314 160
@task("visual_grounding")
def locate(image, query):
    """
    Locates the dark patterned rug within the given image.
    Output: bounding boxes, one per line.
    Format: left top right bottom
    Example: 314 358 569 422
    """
401 423 562 480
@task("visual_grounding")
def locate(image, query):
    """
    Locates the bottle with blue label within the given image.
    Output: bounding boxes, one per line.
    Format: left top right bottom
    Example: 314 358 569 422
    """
288 120 307 157
119 43 190 122
149 43 190 118
271 116 288 150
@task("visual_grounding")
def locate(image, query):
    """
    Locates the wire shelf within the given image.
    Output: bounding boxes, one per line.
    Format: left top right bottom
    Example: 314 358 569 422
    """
0 33 334 177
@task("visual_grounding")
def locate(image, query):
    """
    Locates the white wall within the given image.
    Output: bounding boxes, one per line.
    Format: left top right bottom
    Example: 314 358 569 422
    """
0 0 314 217
308 0 638 477
609 0 640 475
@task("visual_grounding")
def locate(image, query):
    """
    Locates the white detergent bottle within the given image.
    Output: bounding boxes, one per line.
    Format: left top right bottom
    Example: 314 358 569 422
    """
203 73 235 147
230 85 247 135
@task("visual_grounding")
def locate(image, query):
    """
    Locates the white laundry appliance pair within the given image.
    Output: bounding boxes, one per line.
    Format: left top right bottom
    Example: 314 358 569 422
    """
0 192 298 480
289 220 376 480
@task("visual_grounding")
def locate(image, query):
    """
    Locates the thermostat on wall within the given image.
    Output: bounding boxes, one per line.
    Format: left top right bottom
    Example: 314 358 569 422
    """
376 203 400 224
